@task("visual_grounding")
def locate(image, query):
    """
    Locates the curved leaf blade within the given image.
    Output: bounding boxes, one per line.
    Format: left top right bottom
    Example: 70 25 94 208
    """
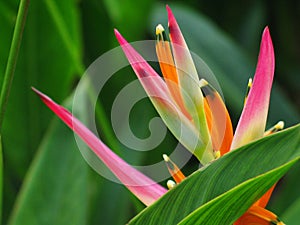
128 124 300 225
178 159 297 225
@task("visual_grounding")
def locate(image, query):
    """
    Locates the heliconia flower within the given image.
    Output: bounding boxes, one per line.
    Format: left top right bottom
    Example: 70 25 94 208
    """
115 5 283 224
33 5 285 225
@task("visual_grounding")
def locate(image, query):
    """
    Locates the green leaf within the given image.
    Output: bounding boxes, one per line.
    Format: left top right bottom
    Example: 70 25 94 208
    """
1 0 82 221
7 97 88 225
178 160 296 225
2 0 82 175
128 124 300 225
0 0 29 129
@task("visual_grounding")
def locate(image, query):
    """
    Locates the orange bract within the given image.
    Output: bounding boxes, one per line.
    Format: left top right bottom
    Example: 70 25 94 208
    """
235 205 284 225
201 81 233 156
156 32 191 120
163 154 186 184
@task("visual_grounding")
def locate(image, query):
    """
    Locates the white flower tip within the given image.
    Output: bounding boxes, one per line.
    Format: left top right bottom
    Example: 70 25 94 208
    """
162 154 169 162
248 78 253 87
214 150 221 159
199 79 208 87
276 121 284 130
167 180 176 190
156 24 165 35
264 120 285 136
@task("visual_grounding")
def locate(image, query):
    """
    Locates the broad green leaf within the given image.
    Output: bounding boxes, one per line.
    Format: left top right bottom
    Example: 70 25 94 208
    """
128 124 300 224
7 98 88 225
1 0 82 221
178 160 297 225
1 0 82 176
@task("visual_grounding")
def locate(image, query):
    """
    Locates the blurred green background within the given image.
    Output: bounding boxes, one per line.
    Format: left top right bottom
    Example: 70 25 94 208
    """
0 0 299 224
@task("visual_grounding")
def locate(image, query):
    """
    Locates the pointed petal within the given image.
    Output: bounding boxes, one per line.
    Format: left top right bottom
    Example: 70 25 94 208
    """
200 80 233 156
167 5 199 87
32 88 167 206
115 30 215 164
167 6 211 152
156 24 179 89
155 24 191 119
114 29 170 100
163 154 186 184
234 205 282 225
231 27 275 150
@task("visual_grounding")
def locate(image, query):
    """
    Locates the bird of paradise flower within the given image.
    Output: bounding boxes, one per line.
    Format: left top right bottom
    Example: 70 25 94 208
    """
33 5 287 225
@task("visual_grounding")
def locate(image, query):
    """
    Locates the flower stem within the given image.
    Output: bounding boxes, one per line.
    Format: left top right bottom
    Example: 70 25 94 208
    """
0 0 30 131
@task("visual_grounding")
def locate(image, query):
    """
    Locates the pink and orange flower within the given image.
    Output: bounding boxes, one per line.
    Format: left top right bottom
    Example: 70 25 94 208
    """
33 6 285 224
